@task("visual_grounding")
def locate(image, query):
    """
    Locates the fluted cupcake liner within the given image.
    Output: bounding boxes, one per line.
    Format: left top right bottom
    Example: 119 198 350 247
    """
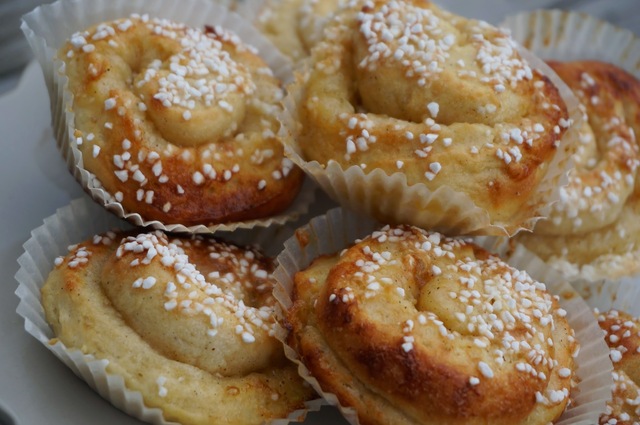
501 9 640 79
233 0 267 22
21 0 316 234
273 207 612 425
500 10 640 287
14 197 324 425
571 277 640 317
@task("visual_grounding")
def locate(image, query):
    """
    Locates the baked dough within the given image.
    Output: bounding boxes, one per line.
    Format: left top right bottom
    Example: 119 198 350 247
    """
291 0 570 228
60 15 303 225
517 61 640 280
257 0 342 61
597 309 640 389
42 231 314 425
597 309 640 425
600 370 640 425
287 224 577 425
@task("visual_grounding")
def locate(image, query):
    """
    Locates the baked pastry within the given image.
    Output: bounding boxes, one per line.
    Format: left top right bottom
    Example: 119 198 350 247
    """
600 370 640 425
256 0 342 62
60 15 303 226
597 309 640 390
516 61 640 280
42 230 315 425
597 309 640 424
287 224 578 425
288 0 571 232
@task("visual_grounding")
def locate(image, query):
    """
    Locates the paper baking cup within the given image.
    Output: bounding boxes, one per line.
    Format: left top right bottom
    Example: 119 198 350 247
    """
495 238 640 306
281 36 582 237
21 0 316 234
233 0 267 23
273 207 612 425
521 251 640 285
569 276 640 318
501 9 640 79
14 197 324 425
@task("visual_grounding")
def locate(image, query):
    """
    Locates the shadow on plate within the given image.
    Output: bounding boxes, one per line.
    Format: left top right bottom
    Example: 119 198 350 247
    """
0 405 15 425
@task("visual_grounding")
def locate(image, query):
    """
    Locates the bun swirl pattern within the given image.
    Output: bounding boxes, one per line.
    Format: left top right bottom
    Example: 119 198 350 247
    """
42 231 314 425
61 15 303 226
517 61 640 279
290 0 571 230
287 225 577 425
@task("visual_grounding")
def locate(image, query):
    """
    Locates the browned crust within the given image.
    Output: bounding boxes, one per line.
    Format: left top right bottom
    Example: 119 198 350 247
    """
296 0 569 225
62 18 304 226
598 309 640 386
516 60 640 268
547 60 640 132
315 248 541 422
287 228 575 425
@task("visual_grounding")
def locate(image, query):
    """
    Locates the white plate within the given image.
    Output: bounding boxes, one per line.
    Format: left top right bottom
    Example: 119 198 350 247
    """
2 2 637 423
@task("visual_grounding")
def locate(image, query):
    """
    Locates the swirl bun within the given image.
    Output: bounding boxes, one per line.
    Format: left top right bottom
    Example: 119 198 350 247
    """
517 61 640 280
61 15 303 225
42 231 314 425
290 0 570 229
287 225 577 425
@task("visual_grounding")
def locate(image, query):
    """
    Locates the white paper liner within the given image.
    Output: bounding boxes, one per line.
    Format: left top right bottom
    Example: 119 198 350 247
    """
569 277 640 318
500 9 640 289
21 0 316 234
233 0 268 23
280 16 582 236
501 9 640 79
14 197 324 425
273 207 613 425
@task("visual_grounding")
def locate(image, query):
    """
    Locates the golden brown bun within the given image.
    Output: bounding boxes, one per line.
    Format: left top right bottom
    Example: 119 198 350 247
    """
61 16 303 226
292 0 569 227
597 309 640 388
42 231 314 425
257 0 343 62
517 61 640 280
597 309 640 425
600 370 640 425
287 225 577 425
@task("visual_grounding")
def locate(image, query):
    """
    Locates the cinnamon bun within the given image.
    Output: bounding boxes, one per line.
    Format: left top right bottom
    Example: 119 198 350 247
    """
61 15 303 226
286 0 573 234
516 61 640 280
287 224 577 424
42 230 315 425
